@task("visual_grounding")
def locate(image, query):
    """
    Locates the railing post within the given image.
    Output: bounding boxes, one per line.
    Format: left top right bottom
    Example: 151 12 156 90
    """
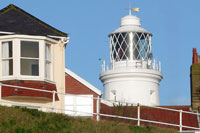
137 103 140 126
96 96 100 121
179 110 183 132
52 91 56 111
153 59 156 69
159 61 161 72
112 60 115 70
103 61 105 72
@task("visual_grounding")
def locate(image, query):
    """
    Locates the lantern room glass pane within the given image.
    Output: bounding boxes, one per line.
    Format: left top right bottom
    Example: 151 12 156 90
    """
137 33 150 60
112 32 130 61
133 33 140 60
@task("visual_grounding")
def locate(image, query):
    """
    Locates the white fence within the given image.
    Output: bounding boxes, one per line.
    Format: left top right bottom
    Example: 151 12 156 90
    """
0 83 199 132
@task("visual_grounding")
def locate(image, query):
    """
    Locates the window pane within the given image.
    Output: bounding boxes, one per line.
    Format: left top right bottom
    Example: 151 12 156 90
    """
45 61 51 79
2 41 12 58
45 44 51 79
45 44 51 60
2 59 13 76
21 41 39 58
2 41 13 76
21 59 39 76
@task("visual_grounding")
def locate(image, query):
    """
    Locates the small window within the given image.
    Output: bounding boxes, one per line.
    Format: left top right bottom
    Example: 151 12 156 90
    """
2 41 13 76
20 41 39 76
45 43 51 79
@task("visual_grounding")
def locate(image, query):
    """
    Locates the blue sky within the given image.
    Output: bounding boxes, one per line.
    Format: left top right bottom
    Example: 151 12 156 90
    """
1 0 200 105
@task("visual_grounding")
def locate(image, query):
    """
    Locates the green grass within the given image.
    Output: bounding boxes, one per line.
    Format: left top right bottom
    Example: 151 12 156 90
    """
0 106 176 133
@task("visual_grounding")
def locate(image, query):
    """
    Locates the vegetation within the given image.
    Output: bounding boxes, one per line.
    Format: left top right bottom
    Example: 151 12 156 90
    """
0 106 176 133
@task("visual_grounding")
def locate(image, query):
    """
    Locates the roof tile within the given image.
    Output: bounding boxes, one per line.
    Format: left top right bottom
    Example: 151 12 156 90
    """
0 4 67 37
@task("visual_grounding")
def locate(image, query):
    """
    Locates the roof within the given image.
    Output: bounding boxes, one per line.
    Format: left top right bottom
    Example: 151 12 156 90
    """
65 68 102 96
109 15 151 36
0 4 67 37
111 26 151 35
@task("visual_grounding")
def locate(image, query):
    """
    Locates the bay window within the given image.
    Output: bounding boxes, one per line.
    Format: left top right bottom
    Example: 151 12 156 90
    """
1 37 53 81
2 41 13 76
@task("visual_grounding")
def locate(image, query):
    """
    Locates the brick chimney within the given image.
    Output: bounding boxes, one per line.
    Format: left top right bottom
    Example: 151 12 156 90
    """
193 48 198 64
191 48 200 110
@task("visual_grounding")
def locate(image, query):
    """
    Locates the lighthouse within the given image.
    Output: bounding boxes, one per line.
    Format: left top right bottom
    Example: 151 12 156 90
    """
100 8 163 106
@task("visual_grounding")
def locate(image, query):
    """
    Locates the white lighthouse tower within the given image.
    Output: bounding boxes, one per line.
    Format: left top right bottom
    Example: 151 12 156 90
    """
100 8 163 106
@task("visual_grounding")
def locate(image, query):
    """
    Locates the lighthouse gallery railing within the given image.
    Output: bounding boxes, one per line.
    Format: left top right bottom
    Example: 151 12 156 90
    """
101 59 161 72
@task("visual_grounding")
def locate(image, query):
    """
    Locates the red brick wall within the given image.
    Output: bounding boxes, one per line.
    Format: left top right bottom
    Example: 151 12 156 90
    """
100 104 199 130
1 80 59 101
65 75 99 119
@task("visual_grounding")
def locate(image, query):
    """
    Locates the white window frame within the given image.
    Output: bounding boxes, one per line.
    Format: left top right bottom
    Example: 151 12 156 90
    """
0 35 56 82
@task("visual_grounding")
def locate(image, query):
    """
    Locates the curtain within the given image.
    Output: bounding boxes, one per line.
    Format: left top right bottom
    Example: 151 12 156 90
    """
45 44 51 79
45 44 51 60
2 42 9 76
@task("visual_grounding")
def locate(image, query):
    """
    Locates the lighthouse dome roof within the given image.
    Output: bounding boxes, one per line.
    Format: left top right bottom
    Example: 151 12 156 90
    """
110 15 152 35
121 15 141 26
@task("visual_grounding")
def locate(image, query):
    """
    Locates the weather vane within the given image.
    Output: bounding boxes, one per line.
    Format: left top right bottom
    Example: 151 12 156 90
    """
125 0 139 15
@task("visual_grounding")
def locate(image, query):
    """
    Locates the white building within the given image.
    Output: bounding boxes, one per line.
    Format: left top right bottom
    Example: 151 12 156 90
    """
100 9 163 106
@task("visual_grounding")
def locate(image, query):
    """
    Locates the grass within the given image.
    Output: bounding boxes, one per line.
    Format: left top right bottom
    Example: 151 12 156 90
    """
0 106 177 133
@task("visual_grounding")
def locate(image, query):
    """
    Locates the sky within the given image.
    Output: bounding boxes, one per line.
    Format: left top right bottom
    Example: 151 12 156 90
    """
1 0 200 106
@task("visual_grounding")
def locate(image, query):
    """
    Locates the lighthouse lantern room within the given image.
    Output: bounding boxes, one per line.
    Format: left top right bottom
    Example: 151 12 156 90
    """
100 8 163 106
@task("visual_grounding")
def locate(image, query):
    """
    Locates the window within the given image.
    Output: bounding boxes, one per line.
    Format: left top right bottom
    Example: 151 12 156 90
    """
20 41 39 76
0 37 54 81
111 90 116 102
2 41 13 76
45 43 51 79
111 32 151 61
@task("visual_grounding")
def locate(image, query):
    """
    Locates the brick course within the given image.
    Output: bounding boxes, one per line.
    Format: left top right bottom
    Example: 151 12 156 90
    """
100 104 198 130
1 80 59 101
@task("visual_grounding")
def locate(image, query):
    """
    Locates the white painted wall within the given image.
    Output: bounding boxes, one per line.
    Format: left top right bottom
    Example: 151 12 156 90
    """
64 94 93 116
100 67 162 106
53 40 66 111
